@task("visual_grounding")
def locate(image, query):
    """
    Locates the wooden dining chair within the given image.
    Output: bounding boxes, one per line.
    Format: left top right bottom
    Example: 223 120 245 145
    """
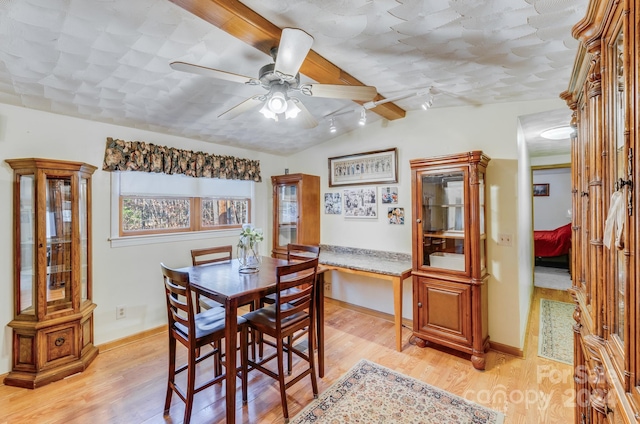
241 258 319 423
161 263 248 424
190 246 233 311
190 245 233 266
262 244 320 307
260 244 320 369
190 245 257 360
286 243 321 262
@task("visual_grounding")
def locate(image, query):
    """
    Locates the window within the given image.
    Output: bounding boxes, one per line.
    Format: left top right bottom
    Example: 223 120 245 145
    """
111 172 254 243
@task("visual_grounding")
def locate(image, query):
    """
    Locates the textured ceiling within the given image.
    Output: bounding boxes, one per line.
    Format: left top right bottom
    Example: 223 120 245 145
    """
0 0 586 156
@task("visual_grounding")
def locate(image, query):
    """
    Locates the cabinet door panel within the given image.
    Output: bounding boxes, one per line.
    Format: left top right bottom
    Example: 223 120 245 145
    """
417 277 472 346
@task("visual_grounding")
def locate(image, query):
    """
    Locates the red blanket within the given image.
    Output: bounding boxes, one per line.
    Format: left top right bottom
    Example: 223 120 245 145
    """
534 223 572 257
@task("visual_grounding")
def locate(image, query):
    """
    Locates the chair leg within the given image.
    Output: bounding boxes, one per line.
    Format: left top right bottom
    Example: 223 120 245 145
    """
276 336 290 423
307 328 319 398
287 335 293 375
164 336 177 414
183 348 197 424
213 340 222 377
241 325 249 404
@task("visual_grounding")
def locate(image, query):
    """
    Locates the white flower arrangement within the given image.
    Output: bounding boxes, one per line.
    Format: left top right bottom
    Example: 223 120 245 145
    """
238 224 264 249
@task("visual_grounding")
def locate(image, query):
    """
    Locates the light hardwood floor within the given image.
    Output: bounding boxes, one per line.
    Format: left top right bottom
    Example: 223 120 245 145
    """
0 287 574 423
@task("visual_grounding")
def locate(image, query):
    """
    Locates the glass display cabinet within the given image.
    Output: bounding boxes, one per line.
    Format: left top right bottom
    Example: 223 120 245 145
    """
271 173 319 259
410 151 490 370
561 0 640 420
5 158 97 388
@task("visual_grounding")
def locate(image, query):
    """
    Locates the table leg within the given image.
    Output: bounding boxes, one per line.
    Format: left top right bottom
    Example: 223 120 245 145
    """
316 272 325 378
392 276 403 352
225 300 238 424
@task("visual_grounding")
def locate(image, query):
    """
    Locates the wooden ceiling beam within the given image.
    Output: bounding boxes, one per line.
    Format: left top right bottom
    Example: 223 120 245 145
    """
169 0 406 121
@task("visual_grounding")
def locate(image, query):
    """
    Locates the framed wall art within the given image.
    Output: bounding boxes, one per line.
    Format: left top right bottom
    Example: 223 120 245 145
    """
533 183 549 196
328 148 398 187
343 187 377 218
324 192 342 214
380 186 398 204
387 207 404 224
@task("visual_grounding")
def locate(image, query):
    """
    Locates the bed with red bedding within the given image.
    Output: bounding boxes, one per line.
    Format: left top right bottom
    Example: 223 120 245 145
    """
534 223 572 257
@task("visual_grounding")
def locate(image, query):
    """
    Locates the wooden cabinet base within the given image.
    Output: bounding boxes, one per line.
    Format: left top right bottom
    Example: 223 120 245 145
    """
3 347 98 389
413 335 489 370
4 304 98 389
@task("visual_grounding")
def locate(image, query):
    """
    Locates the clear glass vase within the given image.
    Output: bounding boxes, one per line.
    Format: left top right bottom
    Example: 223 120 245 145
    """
237 243 261 273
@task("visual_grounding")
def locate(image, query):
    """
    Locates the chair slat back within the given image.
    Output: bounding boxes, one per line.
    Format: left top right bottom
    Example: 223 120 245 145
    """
191 245 233 266
161 263 195 333
286 243 320 262
275 258 318 329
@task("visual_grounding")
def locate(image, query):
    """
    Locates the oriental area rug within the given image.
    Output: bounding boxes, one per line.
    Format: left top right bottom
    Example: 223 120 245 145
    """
290 359 504 424
538 299 574 365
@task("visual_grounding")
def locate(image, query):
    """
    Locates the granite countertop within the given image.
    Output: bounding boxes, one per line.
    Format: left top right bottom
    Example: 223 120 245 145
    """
318 244 412 277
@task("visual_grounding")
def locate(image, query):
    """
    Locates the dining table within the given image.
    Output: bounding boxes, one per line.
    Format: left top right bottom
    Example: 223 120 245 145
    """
178 256 325 424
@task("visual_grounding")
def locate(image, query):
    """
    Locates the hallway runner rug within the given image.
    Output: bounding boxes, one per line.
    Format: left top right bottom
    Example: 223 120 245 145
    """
538 298 574 364
290 359 504 424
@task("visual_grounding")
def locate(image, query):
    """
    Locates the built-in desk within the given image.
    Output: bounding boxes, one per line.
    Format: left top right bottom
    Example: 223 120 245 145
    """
318 245 412 351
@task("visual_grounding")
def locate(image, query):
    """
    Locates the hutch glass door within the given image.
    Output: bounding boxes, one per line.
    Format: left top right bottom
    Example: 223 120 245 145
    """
46 174 73 312
611 27 627 346
421 170 466 272
276 183 298 248
18 174 35 314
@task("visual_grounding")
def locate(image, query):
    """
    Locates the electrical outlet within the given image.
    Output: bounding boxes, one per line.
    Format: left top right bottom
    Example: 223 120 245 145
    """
116 305 126 319
498 233 513 246
324 282 332 295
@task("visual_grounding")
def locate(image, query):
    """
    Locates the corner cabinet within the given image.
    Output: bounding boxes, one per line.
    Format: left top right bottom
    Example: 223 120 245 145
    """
271 173 320 259
410 151 490 370
562 0 640 422
4 158 98 389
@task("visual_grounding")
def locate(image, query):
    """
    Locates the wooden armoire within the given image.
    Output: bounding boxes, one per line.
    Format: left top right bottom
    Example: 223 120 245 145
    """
562 0 639 422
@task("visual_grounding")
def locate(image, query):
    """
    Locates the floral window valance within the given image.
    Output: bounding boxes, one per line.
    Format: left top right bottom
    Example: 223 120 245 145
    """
102 137 261 182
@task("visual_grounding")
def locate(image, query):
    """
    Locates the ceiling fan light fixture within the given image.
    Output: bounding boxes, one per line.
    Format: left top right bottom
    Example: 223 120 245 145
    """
285 99 301 119
259 102 278 121
267 91 288 114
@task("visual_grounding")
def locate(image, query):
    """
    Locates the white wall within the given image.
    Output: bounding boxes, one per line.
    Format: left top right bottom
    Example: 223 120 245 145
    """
288 98 567 349
533 168 572 230
517 119 534 348
0 103 282 375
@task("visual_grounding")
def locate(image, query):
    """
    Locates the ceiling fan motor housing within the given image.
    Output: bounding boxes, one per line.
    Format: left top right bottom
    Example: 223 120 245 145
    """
259 63 300 88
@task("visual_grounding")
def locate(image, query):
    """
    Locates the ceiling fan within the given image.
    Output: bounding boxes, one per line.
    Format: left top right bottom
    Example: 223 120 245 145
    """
169 28 378 128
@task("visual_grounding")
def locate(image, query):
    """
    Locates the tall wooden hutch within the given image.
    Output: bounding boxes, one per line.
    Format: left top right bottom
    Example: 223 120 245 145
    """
562 0 640 421
5 158 98 388
271 173 320 259
410 151 490 370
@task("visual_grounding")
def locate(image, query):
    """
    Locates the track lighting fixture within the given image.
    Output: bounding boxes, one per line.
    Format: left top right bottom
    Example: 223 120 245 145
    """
359 109 367 126
421 93 434 110
329 118 337 133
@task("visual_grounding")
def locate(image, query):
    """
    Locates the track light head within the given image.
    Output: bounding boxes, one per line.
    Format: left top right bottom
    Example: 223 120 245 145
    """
358 109 366 126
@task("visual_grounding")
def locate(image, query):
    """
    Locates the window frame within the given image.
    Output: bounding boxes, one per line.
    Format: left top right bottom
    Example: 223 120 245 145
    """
110 172 255 247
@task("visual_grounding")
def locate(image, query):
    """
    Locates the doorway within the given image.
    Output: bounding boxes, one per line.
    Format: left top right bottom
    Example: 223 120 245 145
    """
532 166 572 290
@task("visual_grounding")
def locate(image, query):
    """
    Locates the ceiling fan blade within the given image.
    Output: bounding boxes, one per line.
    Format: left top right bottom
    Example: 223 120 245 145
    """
274 28 314 78
218 96 263 120
302 83 377 101
292 99 318 128
170 61 257 85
